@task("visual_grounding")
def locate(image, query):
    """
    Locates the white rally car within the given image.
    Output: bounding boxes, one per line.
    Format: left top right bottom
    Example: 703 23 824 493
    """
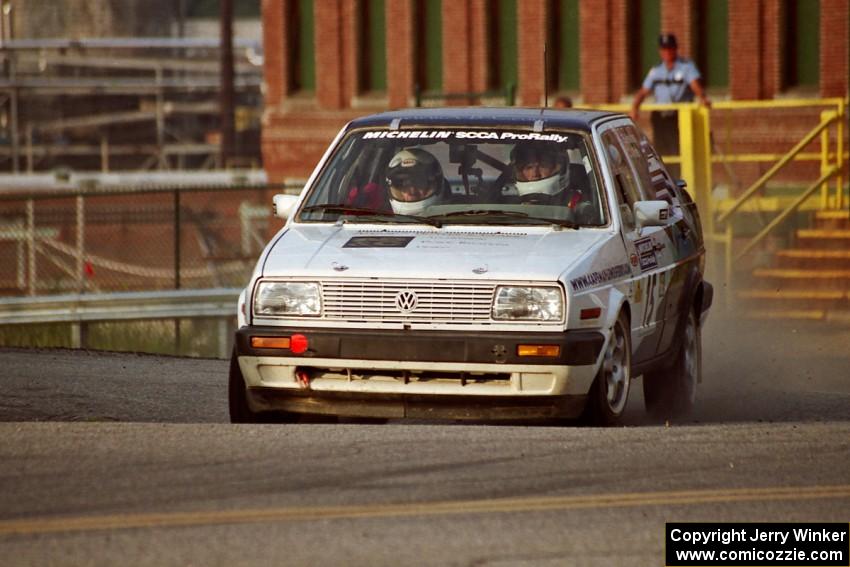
230 108 712 425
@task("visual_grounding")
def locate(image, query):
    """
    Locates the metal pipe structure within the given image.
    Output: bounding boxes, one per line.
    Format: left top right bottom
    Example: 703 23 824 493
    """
219 0 236 167
0 37 261 50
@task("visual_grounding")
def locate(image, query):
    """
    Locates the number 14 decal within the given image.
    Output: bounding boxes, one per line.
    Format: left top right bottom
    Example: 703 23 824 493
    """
642 271 668 327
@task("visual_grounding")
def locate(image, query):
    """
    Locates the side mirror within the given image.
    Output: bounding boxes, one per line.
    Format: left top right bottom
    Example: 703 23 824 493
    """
272 194 299 220
633 200 671 236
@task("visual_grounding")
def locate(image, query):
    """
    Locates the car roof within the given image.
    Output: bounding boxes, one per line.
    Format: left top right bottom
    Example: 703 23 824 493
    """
348 107 622 132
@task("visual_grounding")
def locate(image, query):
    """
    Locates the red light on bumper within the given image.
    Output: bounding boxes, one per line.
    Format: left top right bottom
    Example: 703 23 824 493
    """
290 334 309 354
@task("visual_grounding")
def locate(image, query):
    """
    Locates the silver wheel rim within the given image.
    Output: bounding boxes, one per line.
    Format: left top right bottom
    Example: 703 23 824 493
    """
682 313 699 404
603 321 630 414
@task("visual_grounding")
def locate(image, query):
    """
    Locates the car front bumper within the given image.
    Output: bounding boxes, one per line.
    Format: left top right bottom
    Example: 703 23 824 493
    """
235 326 605 419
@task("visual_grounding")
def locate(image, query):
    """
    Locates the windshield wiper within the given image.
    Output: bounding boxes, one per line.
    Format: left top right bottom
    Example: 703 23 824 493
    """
301 204 442 227
428 209 577 229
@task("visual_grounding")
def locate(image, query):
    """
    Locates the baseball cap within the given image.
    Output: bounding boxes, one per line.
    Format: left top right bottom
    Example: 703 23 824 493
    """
658 33 678 49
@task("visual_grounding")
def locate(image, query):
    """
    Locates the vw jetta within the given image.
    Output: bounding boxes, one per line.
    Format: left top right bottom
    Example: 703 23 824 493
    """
230 108 712 425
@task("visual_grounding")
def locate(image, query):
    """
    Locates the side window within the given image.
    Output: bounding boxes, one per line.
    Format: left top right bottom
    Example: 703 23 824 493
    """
616 126 657 202
601 129 642 230
637 129 676 204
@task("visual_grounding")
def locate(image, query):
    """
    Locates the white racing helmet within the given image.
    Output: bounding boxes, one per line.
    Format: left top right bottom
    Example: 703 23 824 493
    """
385 148 444 215
512 143 568 198
515 174 569 197
390 192 441 215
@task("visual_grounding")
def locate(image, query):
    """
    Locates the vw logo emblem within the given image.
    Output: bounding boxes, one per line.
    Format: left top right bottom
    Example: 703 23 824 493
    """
394 290 418 313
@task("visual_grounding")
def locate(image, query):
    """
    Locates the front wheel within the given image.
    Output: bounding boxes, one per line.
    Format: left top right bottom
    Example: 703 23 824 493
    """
583 311 632 426
643 308 701 421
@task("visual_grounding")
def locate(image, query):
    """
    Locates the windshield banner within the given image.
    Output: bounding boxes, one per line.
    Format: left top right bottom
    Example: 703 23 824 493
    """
363 130 572 144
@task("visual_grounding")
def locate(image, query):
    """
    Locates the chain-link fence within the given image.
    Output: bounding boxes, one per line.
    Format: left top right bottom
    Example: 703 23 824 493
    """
0 182 302 297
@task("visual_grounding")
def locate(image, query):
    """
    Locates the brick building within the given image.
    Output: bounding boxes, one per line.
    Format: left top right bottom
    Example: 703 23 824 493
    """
262 0 849 179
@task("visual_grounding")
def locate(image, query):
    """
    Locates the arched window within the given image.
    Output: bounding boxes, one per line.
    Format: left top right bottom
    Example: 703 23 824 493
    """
630 0 661 89
622 0 661 88
487 0 518 93
288 0 315 92
358 0 387 93
695 0 729 89
783 0 820 89
415 0 442 92
548 0 580 93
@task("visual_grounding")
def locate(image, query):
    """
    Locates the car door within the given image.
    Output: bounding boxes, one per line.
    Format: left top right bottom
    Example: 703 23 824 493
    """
626 125 701 356
598 123 667 364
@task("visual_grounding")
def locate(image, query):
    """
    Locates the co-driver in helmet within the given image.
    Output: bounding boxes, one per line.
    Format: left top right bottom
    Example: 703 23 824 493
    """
511 142 585 209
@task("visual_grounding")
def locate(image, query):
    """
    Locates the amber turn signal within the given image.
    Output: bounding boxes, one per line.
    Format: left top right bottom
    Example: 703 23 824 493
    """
517 344 560 357
580 307 602 320
251 336 291 349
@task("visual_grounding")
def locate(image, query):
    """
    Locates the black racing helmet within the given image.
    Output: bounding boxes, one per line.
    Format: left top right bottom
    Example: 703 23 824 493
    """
385 148 443 196
385 148 445 214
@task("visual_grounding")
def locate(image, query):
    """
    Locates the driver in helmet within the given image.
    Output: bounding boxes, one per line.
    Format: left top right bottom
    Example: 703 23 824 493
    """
385 148 446 215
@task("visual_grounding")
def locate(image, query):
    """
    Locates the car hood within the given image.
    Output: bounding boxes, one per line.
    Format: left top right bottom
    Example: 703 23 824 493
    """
261 224 613 281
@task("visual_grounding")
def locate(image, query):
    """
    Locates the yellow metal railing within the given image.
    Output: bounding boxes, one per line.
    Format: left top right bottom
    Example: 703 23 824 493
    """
712 98 846 212
710 100 845 292
716 111 839 224
589 98 848 298
733 166 839 260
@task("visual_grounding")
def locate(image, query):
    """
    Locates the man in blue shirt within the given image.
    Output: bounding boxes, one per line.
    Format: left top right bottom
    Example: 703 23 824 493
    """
629 33 710 171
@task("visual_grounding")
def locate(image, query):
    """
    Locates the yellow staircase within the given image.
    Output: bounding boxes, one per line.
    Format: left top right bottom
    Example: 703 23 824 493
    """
740 211 850 323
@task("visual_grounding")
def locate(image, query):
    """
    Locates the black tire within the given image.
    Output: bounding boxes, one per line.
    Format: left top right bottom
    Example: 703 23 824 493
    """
228 350 259 423
228 350 298 424
583 311 632 426
643 308 701 421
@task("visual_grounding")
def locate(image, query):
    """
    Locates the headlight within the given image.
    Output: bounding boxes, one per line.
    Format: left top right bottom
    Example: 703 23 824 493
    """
253 281 321 317
492 286 563 321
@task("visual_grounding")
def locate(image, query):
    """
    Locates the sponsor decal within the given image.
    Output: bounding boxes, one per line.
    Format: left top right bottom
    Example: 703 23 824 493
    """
343 236 415 248
570 263 631 291
643 273 657 326
411 234 513 250
635 237 658 271
362 130 572 144
642 269 676 327
363 131 452 140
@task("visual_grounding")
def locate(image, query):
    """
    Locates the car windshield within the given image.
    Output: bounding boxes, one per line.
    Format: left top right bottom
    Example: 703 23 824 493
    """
296 128 608 227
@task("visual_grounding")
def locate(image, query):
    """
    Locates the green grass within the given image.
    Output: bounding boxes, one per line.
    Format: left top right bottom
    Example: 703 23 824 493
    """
0 318 236 358
0 323 73 349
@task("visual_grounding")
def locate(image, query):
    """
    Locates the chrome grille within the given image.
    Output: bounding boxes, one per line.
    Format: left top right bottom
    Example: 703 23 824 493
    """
321 280 496 322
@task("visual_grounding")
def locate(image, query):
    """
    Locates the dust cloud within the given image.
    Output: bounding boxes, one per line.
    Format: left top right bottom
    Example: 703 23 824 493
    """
625 310 850 425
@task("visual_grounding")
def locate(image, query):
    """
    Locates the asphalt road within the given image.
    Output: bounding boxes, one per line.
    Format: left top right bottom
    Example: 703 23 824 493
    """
1 313 849 566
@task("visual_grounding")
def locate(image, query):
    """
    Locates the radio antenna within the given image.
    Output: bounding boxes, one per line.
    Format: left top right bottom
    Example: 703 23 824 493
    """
543 42 549 110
